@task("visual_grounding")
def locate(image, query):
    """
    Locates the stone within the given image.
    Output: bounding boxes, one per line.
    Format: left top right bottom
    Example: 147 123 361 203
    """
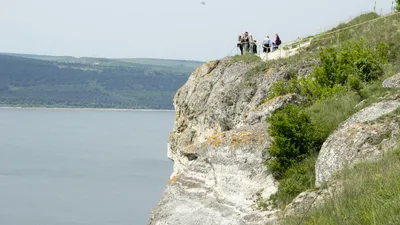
315 100 400 187
383 73 400 88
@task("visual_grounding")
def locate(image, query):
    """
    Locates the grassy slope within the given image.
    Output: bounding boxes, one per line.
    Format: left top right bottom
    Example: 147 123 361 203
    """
228 12 400 218
270 12 400 223
283 149 400 225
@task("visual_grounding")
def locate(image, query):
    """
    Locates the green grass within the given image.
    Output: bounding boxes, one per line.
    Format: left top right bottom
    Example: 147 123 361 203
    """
266 91 362 209
304 92 361 139
265 10 400 206
283 149 400 225
268 73 399 210
230 54 261 64
269 154 318 209
332 12 380 31
307 12 400 53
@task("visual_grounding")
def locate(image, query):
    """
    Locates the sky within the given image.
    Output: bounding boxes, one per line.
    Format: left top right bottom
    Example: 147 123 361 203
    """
0 0 395 61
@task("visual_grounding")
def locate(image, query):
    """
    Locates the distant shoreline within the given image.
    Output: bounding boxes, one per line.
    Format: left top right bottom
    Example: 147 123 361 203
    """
0 106 175 112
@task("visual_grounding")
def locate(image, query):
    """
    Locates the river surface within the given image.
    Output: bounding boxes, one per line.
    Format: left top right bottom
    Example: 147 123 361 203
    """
0 108 174 225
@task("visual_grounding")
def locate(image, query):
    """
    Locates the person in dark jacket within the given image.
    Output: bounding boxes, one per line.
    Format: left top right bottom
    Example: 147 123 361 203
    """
252 40 258 54
275 33 282 47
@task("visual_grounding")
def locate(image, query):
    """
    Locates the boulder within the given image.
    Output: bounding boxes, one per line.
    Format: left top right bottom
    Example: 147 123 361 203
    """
315 100 400 187
382 73 400 88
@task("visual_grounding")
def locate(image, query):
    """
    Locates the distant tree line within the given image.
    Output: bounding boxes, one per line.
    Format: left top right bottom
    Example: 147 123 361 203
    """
0 55 199 109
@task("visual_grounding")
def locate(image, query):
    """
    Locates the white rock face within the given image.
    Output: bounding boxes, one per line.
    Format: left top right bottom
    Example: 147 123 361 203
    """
148 57 312 225
315 100 400 187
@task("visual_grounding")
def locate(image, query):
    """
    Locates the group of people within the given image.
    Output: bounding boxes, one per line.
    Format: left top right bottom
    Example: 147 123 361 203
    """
237 32 282 55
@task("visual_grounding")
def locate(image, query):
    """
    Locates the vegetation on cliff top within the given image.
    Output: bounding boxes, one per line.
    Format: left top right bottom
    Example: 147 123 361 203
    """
245 12 400 210
396 0 400 11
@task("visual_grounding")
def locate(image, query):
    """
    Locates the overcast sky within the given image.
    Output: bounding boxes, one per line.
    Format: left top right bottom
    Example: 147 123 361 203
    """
0 0 395 61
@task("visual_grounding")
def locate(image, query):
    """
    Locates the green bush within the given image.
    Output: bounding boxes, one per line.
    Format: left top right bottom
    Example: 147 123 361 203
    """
267 104 320 177
396 0 400 11
268 40 385 101
314 40 384 85
268 90 362 208
269 77 300 99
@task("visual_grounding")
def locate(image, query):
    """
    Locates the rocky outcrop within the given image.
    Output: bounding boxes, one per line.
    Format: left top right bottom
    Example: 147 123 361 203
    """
148 51 400 224
148 57 313 225
383 73 400 88
315 99 400 187
282 190 327 217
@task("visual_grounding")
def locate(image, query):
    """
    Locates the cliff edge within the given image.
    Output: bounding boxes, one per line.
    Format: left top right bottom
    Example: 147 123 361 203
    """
147 57 311 225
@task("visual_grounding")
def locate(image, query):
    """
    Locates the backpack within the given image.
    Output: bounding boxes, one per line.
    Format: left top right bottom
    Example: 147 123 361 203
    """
277 37 282 45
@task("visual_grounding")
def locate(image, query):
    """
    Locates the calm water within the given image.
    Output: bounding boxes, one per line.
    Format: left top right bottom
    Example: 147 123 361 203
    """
0 108 174 225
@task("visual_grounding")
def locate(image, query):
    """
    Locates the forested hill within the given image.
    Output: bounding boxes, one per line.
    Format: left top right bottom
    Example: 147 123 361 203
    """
0 53 203 109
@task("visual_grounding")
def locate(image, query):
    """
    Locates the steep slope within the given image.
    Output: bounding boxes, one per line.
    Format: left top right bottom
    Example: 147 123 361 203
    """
148 57 314 224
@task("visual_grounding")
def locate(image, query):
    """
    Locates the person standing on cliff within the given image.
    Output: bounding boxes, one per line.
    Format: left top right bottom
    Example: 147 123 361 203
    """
237 32 252 55
262 35 271 53
252 40 258 54
274 33 282 50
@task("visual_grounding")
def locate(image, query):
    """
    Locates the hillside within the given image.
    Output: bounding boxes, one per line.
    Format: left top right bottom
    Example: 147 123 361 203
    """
0 53 202 109
148 11 400 225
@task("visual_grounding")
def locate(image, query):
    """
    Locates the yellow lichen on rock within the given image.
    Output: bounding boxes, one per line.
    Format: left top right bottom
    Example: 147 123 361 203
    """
265 68 274 78
230 131 253 148
184 144 199 153
194 60 220 77
206 133 223 148
168 174 181 185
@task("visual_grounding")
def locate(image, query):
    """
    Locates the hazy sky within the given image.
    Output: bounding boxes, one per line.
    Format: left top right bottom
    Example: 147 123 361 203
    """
0 0 395 61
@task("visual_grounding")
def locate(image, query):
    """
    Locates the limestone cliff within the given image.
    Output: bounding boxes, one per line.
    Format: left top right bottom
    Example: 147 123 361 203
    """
147 57 310 225
147 53 400 224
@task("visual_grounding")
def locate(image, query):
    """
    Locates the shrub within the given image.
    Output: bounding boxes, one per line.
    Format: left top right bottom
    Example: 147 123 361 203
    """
267 104 319 178
314 40 384 85
268 40 385 101
269 77 300 100
268 91 362 208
